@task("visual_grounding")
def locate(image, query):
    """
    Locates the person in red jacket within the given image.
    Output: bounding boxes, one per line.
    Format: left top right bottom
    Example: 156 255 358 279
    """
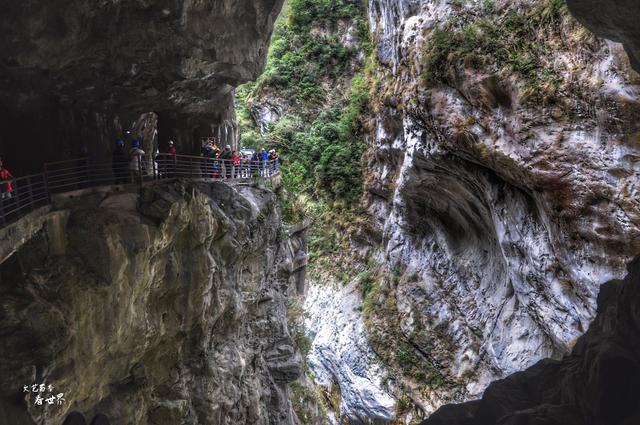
167 140 177 155
231 150 241 178
0 158 14 200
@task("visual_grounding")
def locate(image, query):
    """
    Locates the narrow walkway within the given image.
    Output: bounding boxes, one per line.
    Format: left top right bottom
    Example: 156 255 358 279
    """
0 153 281 227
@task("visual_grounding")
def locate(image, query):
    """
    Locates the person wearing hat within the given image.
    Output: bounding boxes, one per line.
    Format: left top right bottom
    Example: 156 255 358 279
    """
128 139 146 183
166 140 177 155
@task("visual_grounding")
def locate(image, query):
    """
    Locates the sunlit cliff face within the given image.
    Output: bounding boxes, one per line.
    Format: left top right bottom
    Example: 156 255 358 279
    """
351 0 640 414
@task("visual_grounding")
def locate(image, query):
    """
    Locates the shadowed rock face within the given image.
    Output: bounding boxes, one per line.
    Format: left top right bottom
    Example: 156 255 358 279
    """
420 256 640 425
0 181 302 425
567 0 640 72
0 0 283 173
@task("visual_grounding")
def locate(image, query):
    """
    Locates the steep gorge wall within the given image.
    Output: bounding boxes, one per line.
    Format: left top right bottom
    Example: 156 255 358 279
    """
358 0 640 415
228 0 640 422
0 0 284 173
0 181 303 425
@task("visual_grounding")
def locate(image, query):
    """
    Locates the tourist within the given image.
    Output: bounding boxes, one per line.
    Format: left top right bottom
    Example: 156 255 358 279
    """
211 149 222 179
268 149 278 174
0 157 13 200
241 153 250 178
260 148 268 176
251 152 260 176
128 140 146 183
220 145 232 179
201 140 211 157
112 139 128 184
232 150 241 178
162 140 177 178
167 140 177 155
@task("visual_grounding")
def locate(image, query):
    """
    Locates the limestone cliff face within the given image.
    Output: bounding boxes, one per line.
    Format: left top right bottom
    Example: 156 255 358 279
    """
422 256 640 425
359 0 640 415
0 181 302 425
0 0 284 173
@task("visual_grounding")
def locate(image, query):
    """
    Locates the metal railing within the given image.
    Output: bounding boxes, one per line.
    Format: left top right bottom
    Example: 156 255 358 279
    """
0 154 280 227
154 153 280 180
0 173 50 226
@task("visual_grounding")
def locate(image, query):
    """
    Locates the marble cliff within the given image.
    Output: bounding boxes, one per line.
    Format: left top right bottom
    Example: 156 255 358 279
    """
2 0 640 424
247 0 640 422
0 181 305 425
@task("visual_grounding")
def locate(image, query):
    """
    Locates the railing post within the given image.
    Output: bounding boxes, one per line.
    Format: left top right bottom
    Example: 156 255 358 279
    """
85 157 91 189
13 178 20 213
26 175 34 213
0 193 5 226
43 164 51 203
173 154 177 179
137 155 143 189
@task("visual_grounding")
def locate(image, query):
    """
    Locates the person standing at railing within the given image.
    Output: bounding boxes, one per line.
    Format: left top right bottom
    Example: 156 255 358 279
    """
164 140 177 178
211 148 222 178
201 140 212 158
251 152 260 177
220 145 232 179
231 150 241 178
274 150 281 172
167 140 177 155
268 149 277 176
260 148 268 177
200 141 212 177
241 153 250 178
0 158 13 200
112 140 128 184
129 140 146 183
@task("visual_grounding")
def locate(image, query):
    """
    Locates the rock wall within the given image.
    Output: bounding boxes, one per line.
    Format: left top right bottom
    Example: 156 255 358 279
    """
0 0 284 173
304 281 396 424
0 180 302 425
421 256 640 425
567 0 640 72
360 0 640 414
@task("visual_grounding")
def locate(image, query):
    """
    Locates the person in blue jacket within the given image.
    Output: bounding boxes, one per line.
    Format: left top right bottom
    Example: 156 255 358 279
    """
260 148 268 176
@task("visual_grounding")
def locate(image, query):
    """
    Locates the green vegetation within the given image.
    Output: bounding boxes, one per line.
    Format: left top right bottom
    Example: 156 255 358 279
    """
287 300 311 356
290 381 328 425
236 0 374 270
422 0 571 100
357 270 375 296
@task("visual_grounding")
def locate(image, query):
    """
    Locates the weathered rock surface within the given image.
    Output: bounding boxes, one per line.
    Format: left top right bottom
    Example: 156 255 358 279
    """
248 92 289 135
567 0 640 72
304 281 395 424
0 0 284 173
420 256 640 425
360 0 640 413
0 180 302 425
